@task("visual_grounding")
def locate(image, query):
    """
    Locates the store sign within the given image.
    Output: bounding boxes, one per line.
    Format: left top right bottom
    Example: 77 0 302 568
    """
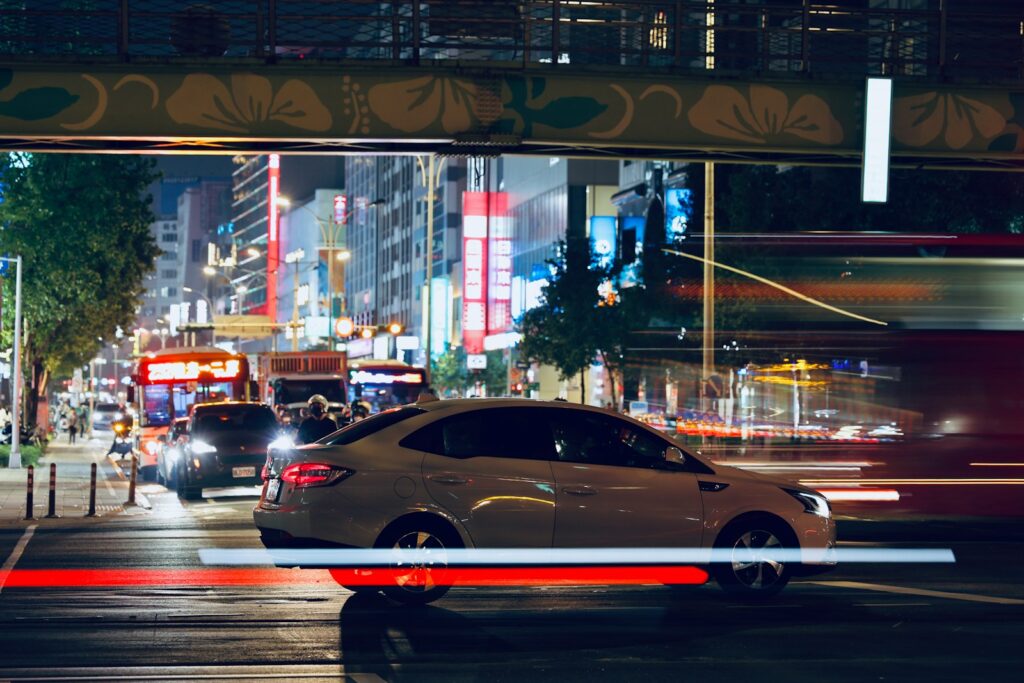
486 192 512 333
145 359 242 383
467 354 487 370
462 192 489 355
349 370 425 385
266 154 281 320
334 194 348 224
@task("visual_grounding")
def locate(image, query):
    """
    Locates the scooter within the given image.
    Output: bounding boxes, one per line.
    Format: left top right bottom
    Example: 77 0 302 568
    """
107 422 134 458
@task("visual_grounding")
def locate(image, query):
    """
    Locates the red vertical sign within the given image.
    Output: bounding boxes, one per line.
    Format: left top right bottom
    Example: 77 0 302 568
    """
266 154 280 321
462 192 489 355
487 192 512 333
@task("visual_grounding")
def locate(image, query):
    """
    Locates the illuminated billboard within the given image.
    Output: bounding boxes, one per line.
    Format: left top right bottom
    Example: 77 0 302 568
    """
462 192 489 355
665 187 693 242
266 154 281 321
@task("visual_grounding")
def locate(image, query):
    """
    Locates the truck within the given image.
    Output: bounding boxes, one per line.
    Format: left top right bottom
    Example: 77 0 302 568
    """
258 351 349 426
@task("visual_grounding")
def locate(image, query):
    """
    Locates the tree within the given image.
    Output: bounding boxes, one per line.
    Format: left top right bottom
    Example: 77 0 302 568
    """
516 237 606 403
431 344 509 396
0 154 159 426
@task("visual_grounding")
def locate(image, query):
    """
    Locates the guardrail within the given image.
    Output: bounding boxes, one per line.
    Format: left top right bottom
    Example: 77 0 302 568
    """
0 1 1020 81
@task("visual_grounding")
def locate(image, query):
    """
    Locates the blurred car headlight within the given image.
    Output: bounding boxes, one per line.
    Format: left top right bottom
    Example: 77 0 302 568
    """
144 441 160 455
784 488 831 517
268 435 295 450
191 440 217 454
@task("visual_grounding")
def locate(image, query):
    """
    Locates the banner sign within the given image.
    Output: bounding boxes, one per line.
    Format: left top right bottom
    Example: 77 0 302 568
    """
462 192 489 355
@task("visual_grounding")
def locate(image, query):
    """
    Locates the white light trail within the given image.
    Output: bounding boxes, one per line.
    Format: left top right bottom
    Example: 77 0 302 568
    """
198 547 954 567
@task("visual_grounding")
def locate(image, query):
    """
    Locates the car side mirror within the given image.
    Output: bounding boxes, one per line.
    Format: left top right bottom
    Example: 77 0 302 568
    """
664 446 687 466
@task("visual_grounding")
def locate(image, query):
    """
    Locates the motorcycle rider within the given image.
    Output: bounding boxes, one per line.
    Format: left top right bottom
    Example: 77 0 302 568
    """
105 404 134 457
296 394 339 445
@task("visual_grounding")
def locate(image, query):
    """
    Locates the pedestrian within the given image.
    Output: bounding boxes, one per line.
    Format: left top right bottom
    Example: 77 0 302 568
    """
416 386 439 404
67 410 78 444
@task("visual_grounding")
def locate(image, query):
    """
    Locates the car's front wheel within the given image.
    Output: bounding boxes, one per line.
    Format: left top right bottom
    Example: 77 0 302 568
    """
713 520 793 599
176 470 202 501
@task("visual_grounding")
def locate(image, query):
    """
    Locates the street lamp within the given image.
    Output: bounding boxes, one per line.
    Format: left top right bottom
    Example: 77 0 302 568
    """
415 155 446 382
276 195 382 351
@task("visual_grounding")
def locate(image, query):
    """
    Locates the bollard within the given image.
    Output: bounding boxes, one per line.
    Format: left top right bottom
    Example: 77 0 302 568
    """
87 462 97 517
127 453 137 506
45 462 58 518
24 465 34 520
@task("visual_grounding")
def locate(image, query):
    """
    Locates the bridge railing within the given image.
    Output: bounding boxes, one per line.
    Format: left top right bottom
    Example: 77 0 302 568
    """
0 1 1020 81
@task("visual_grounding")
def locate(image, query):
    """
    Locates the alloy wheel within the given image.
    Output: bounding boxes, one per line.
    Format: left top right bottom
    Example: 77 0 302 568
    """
390 530 449 594
729 530 785 590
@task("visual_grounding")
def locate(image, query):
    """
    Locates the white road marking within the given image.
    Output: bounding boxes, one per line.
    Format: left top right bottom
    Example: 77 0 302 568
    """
0 524 37 595
811 580 1024 605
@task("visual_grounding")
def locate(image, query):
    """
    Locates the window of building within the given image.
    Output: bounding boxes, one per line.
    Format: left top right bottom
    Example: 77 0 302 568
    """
161 269 177 279
192 239 202 262
161 233 177 243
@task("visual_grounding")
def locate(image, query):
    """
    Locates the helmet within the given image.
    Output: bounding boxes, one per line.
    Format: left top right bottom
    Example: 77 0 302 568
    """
307 394 329 409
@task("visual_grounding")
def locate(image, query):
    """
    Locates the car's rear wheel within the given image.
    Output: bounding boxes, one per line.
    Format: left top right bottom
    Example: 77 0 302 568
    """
377 520 460 605
713 520 792 599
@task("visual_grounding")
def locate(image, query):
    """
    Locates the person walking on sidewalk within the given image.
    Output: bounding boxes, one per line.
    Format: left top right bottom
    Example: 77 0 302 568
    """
67 410 78 444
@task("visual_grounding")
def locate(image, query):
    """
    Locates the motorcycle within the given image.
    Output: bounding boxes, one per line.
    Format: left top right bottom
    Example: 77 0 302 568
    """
107 422 134 458
0 423 37 446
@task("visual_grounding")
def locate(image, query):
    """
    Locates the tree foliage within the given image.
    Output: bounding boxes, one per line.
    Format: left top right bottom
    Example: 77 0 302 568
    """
431 345 508 396
0 153 158 422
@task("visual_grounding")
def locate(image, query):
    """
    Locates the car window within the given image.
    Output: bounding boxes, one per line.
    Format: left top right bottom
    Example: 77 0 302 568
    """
549 410 669 469
320 407 425 445
400 408 556 461
194 407 277 434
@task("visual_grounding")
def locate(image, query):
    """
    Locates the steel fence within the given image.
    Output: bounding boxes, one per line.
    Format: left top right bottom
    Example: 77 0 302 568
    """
0 1 1020 80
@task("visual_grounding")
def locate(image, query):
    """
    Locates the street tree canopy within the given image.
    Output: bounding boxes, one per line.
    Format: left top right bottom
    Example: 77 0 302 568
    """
0 153 158 423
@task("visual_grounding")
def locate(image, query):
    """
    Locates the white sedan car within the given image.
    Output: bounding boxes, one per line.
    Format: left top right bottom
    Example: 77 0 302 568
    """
254 399 835 604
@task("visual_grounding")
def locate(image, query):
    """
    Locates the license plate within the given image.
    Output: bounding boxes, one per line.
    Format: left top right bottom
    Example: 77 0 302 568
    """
266 478 281 502
232 466 256 478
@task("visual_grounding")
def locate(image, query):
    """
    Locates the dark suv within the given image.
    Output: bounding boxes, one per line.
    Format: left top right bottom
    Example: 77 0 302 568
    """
177 402 280 500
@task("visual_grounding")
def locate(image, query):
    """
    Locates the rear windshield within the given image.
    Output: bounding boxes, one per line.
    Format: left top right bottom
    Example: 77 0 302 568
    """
194 407 278 434
320 407 425 445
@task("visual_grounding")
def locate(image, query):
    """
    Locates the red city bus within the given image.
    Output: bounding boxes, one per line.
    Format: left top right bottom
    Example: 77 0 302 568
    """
129 347 254 480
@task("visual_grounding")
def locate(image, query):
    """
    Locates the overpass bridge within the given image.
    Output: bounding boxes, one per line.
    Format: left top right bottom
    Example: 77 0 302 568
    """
0 1 1022 168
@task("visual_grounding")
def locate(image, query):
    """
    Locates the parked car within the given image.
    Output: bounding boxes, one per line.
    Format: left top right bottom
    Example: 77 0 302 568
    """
254 399 836 604
177 402 281 501
157 416 191 489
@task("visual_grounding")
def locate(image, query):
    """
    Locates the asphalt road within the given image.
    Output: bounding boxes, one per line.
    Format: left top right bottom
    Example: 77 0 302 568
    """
1 486 1023 682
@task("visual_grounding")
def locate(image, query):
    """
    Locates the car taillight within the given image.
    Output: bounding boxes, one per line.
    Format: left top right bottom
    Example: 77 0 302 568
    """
279 462 352 488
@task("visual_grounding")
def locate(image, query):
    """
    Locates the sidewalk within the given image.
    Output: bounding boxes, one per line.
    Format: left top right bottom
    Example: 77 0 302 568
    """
0 436 147 525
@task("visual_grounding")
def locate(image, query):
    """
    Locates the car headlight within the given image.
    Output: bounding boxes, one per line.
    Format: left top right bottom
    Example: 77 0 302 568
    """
784 488 831 517
144 441 160 455
191 440 217 454
268 435 295 450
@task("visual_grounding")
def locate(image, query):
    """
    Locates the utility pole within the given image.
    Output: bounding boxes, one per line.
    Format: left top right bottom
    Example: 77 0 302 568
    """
417 155 446 385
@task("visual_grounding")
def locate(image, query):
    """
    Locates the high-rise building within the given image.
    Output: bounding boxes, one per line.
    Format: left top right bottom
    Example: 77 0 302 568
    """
344 155 466 362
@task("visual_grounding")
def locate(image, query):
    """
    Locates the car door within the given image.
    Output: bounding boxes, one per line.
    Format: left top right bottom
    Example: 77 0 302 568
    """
410 407 557 548
547 408 705 549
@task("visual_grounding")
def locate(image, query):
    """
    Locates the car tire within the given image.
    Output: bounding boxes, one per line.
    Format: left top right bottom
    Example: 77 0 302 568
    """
712 518 793 599
176 470 202 501
376 518 462 606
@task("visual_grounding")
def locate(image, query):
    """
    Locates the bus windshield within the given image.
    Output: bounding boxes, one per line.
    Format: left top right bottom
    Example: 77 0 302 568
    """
141 381 237 427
